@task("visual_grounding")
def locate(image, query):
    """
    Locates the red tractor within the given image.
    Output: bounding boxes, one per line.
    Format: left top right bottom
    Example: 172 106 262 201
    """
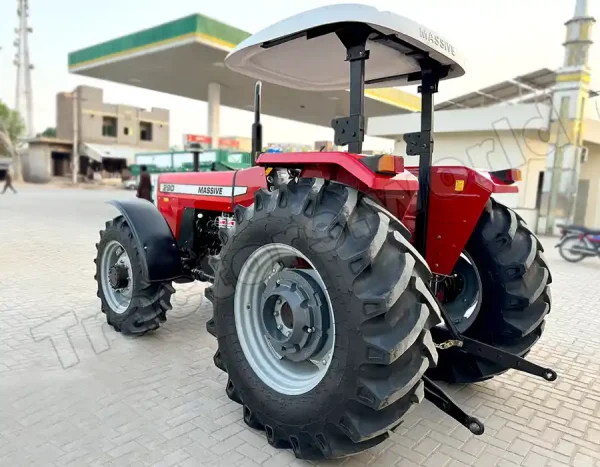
95 5 555 460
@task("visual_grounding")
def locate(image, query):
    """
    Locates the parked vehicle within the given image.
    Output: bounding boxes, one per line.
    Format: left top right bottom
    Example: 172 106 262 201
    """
93 5 555 460
123 177 137 190
556 224 600 262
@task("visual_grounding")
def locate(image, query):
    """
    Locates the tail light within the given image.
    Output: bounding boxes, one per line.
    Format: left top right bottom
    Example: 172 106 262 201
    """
376 155 404 175
489 168 522 185
360 154 405 175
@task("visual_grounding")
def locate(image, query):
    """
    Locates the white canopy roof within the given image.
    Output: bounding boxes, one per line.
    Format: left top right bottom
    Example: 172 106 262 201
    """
82 143 150 165
225 4 465 91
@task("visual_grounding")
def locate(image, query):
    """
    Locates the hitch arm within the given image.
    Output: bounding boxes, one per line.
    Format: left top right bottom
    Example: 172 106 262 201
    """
431 287 558 383
459 337 557 382
423 376 485 435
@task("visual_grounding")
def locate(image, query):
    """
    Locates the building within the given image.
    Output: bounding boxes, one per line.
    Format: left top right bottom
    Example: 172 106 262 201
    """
22 85 170 182
57 85 169 150
367 0 598 233
22 137 73 183
219 136 251 152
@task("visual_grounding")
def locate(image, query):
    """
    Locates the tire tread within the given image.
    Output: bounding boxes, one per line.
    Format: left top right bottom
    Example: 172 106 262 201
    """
430 199 551 384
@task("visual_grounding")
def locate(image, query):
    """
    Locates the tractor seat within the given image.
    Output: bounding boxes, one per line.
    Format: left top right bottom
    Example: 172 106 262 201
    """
560 224 600 235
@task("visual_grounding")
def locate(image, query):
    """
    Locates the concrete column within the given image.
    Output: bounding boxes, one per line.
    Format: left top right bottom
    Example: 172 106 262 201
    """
208 82 221 149
72 88 80 184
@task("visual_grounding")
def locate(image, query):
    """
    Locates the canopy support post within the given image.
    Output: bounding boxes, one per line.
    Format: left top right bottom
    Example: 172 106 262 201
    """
332 26 371 154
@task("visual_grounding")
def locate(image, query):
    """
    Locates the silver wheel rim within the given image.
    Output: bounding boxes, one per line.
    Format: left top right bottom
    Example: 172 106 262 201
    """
460 253 480 321
436 253 481 331
100 240 133 314
234 243 335 396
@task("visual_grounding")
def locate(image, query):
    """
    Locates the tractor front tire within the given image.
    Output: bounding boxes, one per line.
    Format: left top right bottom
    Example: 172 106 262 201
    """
429 199 551 384
95 216 175 335
207 179 442 460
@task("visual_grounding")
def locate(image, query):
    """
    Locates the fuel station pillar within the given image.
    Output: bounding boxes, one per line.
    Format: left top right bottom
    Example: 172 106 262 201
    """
208 82 221 149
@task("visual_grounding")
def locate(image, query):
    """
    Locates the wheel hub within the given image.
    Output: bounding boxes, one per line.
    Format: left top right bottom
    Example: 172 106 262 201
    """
108 263 130 290
234 242 336 395
437 253 481 333
261 270 328 363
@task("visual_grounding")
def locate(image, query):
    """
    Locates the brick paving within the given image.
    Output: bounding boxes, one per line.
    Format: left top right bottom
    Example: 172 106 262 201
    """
1 185 599 466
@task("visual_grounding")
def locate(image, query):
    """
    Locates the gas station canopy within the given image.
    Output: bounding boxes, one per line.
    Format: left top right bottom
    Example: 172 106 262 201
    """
68 13 420 132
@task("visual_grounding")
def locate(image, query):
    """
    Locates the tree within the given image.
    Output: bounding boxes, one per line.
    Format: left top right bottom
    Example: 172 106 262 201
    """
0 100 25 153
38 127 56 138
0 100 26 181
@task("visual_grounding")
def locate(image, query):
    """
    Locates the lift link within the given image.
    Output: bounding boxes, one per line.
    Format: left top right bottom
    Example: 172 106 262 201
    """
433 291 558 382
459 337 558 382
423 376 485 435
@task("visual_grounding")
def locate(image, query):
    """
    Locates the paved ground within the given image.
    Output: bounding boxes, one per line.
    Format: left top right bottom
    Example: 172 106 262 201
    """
1 185 600 467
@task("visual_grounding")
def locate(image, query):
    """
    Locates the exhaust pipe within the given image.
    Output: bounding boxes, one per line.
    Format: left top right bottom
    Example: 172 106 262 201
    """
251 81 262 167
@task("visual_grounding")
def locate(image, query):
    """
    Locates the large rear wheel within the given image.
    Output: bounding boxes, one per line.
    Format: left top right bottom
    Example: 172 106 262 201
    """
428 199 551 384
207 179 441 460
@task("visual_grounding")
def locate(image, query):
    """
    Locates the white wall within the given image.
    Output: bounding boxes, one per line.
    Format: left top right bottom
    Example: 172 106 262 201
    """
396 131 548 212
369 103 552 138
580 143 600 228
22 146 52 183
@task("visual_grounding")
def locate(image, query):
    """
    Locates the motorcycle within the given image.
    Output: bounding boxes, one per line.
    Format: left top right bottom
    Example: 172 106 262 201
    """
555 224 600 262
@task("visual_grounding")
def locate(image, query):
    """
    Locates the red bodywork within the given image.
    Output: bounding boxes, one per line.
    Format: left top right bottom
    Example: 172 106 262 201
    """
156 152 517 276
403 165 517 273
157 167 267 240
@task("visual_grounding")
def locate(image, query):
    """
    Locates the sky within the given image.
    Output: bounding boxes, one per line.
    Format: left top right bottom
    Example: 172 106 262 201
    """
0 0 598 151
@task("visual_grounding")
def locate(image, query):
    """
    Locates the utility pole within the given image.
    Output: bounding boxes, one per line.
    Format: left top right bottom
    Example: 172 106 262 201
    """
72 88 79 184
14 0 34 137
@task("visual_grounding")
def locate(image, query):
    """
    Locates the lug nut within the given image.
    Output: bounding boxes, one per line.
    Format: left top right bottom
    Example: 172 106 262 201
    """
277 324 283 330
274 311 279 317
307 327 314 333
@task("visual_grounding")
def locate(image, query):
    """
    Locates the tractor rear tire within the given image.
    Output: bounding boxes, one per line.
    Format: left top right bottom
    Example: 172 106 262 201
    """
206 178 442 460
428 199 551 384
95 216 175 335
